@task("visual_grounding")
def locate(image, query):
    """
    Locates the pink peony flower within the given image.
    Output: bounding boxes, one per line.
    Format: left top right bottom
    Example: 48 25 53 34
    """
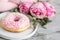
19 0 37 14
30 2 46 18
43 2 56 18
30 2 56 19
19 2 33 14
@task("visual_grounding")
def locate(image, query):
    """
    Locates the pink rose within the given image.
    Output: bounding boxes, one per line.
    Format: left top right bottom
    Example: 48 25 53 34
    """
43 2 56 18
30 2 46 18
19 2 33 14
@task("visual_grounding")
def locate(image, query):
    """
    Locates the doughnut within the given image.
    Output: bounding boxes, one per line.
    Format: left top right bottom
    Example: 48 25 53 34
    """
1 12 30 32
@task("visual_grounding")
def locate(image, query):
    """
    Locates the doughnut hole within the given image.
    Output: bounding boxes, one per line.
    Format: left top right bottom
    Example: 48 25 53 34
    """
14 16 20 22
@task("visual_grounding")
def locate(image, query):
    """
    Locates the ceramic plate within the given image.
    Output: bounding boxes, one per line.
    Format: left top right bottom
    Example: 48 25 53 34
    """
0 12 38 40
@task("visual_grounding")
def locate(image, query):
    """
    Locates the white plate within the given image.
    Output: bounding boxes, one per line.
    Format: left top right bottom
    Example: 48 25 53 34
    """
0 12 38 40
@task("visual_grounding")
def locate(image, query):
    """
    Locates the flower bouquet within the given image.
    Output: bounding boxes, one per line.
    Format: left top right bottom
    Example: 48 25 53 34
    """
12 0 56 28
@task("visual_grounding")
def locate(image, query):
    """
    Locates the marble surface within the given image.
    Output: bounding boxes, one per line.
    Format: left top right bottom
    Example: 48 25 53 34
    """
0 0 60 40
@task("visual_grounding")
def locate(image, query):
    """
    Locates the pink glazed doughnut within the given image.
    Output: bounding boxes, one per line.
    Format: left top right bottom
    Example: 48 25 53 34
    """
1 12 30 32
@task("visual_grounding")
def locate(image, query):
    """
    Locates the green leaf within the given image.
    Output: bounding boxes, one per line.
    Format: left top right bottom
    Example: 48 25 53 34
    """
32 17 36 21
31 16 52 29
38 18 52 29
11 8 19 12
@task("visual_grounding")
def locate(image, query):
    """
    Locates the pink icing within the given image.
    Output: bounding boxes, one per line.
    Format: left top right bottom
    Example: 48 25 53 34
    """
3 13 30 30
